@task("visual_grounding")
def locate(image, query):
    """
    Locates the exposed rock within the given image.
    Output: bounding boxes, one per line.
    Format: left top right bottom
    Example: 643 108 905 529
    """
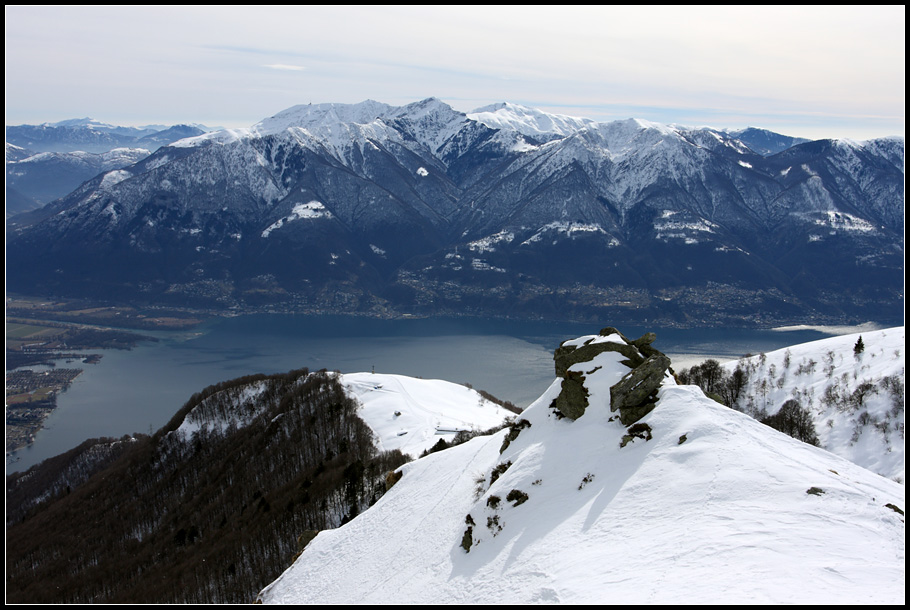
499 419 532 453
550 371 591 420
554 336 644 376
610 353 671 425
550 327 671 424
620 423 653 448
297 530 319 552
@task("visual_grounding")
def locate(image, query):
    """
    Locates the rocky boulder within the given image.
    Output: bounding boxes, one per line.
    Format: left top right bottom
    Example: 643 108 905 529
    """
550 327 672 424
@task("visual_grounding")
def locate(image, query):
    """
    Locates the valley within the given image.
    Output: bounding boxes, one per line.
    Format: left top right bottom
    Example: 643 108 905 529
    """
4 99 904 604
5 300 170 454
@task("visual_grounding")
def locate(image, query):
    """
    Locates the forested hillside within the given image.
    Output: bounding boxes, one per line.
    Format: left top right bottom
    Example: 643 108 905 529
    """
6 369 409 603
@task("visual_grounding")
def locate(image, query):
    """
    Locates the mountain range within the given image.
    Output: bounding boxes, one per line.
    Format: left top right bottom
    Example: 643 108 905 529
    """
6 99 904 326
6 120 215 216
5 118 212 154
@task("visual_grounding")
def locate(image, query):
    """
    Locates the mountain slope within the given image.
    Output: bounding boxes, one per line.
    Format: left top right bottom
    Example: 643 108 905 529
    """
6 100 904 325
6 147 151 205
260 331 905 604
5 120 207 153
5 368 513 604
723 327 905 482
341 372 515 457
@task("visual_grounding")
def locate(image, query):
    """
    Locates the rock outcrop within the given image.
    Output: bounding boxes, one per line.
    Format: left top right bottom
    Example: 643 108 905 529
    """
551 327 672 425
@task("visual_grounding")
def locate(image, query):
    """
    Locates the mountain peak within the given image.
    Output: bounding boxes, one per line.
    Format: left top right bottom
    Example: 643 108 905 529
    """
467 102 595 138
252 100 395 136
259 327 905 604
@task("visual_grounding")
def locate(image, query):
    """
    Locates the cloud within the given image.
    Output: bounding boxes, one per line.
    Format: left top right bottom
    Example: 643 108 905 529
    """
264 64 306 71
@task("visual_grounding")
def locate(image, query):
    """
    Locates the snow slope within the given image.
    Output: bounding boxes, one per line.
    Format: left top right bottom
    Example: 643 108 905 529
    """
725 327 904 482
260 335 905 604
340 373 514 457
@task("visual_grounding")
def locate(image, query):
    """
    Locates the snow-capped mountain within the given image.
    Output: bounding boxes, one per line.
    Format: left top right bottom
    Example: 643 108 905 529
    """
467 101 597 141
723 327 905 482
6 146 151 205
259 329 905 604
725 127 811 156
5 119 209 154
6 99 904 325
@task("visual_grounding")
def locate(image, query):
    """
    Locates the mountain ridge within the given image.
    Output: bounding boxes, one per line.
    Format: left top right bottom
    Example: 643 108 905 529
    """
5 327 904 604
258 327 905 604
6 99 904 326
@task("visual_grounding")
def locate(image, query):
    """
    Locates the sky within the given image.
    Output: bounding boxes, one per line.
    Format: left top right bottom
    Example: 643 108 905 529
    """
4 5 905 141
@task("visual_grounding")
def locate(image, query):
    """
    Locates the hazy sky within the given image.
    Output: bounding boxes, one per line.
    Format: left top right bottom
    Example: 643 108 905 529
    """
5 5 905 140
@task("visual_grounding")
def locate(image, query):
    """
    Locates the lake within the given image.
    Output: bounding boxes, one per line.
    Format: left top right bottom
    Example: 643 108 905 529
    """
7 314 850 473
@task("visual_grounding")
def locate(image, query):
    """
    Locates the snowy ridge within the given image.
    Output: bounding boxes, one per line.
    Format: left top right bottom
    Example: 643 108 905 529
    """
340 373 514 457
467 102 595 139
173 380 270 438
259 331 905 604
724 327 905 482
251 100 394 137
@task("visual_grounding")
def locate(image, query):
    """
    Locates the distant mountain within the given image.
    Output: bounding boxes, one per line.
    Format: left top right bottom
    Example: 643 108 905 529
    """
258 328 905 604
5 119 209 154
6 99 904 326
6 146 151 205
5 142 34 162
135 124 211 150
5 144 44 217
726 127 811 156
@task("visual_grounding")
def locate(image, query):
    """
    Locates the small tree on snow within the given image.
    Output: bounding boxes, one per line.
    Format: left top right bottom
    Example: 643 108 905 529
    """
854 336 865 357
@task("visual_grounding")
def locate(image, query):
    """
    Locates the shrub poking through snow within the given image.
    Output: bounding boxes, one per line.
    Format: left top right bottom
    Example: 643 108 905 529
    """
506 489 529 507
578 473 595 490
489 461 512 485
461 515 475 552
499 419 531 453
384 469 403 491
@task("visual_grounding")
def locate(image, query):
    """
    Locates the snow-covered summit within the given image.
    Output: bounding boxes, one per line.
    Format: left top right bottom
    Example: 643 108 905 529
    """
251 99 395 137
468 102 595 139
340 372 514 457
259 330 905 604
47 117 114 130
